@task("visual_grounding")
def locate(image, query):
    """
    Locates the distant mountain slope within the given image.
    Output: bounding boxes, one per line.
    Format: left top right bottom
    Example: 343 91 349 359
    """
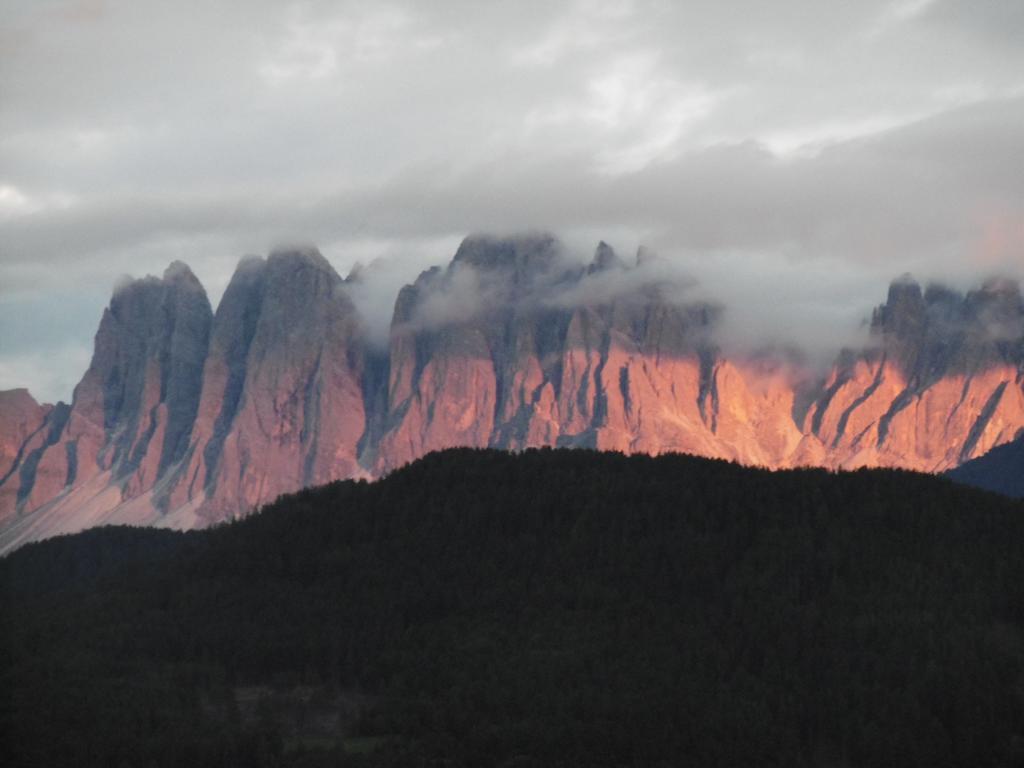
947 433 1024 497
2 233 1023 550
3 448 1024 766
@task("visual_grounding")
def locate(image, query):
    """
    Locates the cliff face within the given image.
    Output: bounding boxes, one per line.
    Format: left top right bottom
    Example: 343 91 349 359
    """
376 239 1024 474
162 249 367 528
2 235 1022 550
0 389 55 526
0 390 50 477
377 236 729 469
804 276 1024 470
0 263 213 550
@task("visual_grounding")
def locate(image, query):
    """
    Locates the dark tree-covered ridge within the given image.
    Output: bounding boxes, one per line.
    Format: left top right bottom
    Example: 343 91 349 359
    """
3 447 1024 767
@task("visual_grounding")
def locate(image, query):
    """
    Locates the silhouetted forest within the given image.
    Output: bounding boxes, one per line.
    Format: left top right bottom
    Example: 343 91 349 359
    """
3 448 1024 767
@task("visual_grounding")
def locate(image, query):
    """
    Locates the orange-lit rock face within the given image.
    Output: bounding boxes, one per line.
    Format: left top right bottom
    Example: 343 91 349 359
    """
798 276 1024 472
0 390 50 484
2 236 1023 552
0 389 53 525
799 358 1024 471
373 245 1023 477
163 250 367 524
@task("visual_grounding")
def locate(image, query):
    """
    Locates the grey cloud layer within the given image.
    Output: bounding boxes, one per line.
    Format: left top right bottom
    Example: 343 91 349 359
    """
1 0 1022 401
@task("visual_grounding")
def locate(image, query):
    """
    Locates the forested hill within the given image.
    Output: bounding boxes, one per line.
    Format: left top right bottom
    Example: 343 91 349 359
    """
3 448 1024 767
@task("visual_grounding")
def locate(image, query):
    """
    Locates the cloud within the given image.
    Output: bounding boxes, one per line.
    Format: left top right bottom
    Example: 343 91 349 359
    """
339 236 459 348
1 0 1022 399
0 344 93 405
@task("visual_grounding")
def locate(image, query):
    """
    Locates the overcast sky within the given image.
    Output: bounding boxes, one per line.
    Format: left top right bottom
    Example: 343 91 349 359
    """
2 0 1023 402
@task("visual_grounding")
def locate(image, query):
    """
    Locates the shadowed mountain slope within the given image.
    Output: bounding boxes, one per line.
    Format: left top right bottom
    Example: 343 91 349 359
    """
947 433 1024 497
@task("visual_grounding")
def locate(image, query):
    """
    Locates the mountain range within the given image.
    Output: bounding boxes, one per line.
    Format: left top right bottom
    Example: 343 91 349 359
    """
2 233 1023 551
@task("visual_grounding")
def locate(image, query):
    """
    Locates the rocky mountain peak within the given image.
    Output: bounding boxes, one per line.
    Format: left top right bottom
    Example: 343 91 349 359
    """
635 245 658 267
268 245 336 276
163 247 367 522
162 260 204 289
451 234 560 282
866 271 1024 384
0 387 42 408
252 249 353 353
589 241 625 273
345 261 367 284
965 277 1022 329
873 274 924 339
92 265 213 472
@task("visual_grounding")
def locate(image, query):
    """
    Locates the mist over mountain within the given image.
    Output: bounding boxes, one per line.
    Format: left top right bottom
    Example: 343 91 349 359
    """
1 233 1023 551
